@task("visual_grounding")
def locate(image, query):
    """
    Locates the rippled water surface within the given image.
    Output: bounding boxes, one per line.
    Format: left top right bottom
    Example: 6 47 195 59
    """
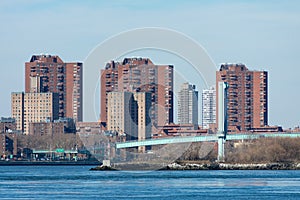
1 166 300 199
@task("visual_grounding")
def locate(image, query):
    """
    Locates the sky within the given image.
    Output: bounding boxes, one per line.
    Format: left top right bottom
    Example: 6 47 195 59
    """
0 0 300 129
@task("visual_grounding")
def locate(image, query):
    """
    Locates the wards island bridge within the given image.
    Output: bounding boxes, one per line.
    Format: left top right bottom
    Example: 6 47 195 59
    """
116 132 300 150
116 83 299 161
115 132 300 162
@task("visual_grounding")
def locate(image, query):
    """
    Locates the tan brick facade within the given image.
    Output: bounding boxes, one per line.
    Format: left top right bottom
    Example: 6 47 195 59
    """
11 92 59 135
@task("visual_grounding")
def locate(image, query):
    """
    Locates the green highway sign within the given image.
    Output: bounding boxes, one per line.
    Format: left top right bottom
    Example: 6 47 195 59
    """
56 148 65 153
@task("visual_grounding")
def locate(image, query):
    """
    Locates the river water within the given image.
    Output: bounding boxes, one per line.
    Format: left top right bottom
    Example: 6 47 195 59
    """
1 166 300 199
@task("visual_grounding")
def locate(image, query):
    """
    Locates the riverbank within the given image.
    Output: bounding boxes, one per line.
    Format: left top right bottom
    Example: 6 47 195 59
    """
3 160 300 170
161 162 300 170
90 162 300 171
0 160 101 166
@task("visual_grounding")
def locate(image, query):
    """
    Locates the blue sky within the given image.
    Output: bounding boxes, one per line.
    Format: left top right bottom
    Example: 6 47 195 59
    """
1 0 300 128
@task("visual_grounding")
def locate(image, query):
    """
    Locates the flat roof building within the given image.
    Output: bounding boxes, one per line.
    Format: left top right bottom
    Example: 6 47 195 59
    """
216 63 268 133
107 91 151 142
107 92 136 139
101 58 173 129
107 91 151 153
11 92 59 135
178 83 198 129
202 87 216 129
25 55 83 121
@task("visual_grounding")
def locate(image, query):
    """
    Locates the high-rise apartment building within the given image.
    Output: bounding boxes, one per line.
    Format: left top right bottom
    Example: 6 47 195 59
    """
11 92 59 135
25 55 83 121
202 87 216 129
107 91 151 142
134 92 152 142
178 83 198 128
216 63 268 133
101 58 173 128
107 92 135 139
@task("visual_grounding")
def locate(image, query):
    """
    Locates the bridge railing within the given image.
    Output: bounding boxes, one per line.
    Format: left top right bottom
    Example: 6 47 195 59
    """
115 132 300 149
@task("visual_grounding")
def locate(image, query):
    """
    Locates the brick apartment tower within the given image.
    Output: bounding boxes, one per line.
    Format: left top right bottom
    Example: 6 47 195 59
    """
25 55 83 121
216 63 268 133
101 58 174 128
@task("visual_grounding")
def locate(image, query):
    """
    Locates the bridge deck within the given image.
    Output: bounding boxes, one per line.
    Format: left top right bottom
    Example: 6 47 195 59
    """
116 132 300 149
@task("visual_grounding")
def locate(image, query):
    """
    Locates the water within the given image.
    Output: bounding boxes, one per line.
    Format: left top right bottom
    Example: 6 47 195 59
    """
1 166 300 199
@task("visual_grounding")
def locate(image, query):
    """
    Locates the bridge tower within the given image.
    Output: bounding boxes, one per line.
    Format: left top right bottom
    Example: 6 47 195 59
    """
217 82 228 161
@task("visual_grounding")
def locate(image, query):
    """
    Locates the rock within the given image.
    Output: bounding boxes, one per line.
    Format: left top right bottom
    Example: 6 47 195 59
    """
167 163 184 170
90 165 118 171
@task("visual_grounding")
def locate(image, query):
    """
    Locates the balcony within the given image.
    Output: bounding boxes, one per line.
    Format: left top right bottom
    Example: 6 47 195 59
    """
245 84 251 88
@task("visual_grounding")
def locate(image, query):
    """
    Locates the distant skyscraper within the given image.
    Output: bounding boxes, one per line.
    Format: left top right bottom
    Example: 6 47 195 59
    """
101 58 173 128
216 63 268 133
202 87 216 129
11 92 59 135
25 55 83 121
107 91 151 143
178 83 198 128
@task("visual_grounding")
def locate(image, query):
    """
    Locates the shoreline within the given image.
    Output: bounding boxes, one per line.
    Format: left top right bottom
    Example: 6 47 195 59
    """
90 162 300 171
0 160 101 166
2 161 300 170
161 162 300 170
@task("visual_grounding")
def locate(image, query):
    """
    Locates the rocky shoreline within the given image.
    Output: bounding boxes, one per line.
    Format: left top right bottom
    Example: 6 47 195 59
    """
90 162 300 171
161 162 300 170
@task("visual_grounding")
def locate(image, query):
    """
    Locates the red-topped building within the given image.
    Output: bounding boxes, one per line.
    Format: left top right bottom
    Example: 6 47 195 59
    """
100 58 174 128
25 55 83 121
216 63 268 133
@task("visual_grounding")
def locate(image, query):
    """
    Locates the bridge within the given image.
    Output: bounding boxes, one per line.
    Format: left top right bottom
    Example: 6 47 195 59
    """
116 132 300 149
115 83 298 162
